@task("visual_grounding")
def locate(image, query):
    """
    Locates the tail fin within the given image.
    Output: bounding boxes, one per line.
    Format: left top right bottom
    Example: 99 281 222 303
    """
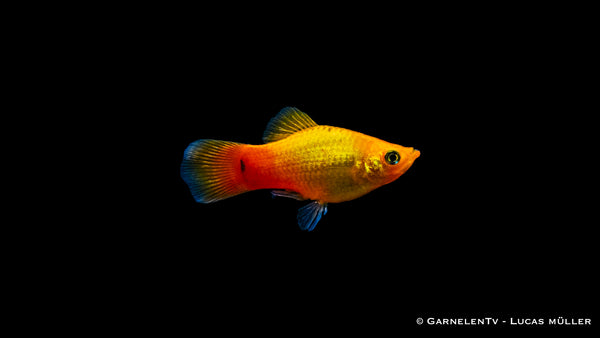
181 139 248 203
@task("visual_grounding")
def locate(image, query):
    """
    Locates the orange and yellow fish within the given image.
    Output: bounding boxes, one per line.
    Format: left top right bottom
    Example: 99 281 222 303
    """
181 107 420 231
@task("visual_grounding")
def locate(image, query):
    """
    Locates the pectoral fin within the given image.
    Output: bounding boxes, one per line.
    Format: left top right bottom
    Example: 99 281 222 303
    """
297 201 328 232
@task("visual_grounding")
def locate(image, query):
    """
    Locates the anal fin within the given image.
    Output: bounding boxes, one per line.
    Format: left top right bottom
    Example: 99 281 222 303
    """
297 201 328 232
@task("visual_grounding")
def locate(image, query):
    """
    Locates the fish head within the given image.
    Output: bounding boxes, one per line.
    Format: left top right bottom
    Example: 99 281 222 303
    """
363 143 420 186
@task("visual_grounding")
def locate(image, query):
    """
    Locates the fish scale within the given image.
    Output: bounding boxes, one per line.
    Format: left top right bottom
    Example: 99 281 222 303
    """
257 126 361 201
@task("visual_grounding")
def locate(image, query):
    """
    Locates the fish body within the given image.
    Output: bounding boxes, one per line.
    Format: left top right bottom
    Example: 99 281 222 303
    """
181 107 420 231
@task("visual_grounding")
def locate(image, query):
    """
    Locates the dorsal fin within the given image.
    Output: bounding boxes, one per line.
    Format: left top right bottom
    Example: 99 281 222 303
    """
262 107 318 143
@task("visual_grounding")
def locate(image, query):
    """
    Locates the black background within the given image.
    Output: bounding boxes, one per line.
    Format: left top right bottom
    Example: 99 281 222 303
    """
102 6 595 334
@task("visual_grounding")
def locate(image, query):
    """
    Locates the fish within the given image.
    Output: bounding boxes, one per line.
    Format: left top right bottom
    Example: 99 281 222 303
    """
181 107 420 231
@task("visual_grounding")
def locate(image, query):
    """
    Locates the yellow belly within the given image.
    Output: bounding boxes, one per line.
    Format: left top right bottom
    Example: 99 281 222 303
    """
241 125 387 203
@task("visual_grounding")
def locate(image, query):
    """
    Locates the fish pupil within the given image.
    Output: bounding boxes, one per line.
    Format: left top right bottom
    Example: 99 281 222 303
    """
385 151 400 165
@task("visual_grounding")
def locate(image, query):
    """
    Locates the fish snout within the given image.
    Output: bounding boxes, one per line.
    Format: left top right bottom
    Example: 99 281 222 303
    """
412 148 421 159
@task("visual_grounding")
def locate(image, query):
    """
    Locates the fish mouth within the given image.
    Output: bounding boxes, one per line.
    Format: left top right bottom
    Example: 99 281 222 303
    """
400 148 420 173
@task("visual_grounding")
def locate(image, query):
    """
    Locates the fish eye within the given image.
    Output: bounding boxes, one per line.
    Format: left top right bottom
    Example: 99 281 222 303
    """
385 150 400 165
